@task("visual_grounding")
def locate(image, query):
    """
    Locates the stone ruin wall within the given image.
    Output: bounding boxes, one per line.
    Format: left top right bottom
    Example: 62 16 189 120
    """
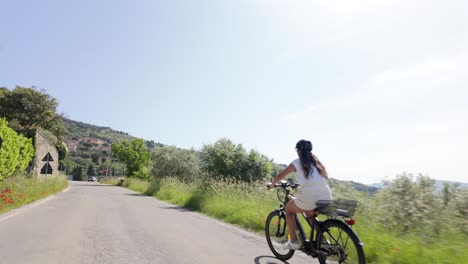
34 130 59 177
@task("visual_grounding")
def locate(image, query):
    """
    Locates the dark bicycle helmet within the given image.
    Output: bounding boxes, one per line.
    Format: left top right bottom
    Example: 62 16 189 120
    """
296 139 312 151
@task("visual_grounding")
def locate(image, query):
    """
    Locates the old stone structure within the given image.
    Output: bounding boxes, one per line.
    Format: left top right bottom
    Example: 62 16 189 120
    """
34 130 59 176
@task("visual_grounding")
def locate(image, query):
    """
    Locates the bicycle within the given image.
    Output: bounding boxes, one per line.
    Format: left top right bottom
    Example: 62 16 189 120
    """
265 178 366 264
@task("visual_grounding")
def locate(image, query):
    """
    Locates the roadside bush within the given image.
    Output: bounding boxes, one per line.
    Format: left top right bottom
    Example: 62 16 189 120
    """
376 173 443 233
200 138 272 182
452 188 468 233
151 145 201 182
0 118 34 181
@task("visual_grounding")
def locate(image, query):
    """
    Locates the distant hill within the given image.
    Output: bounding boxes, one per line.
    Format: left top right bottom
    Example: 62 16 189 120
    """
349 181 380 194
329 179 380 195
62 118 162 175
63 118 163 148
369 182 385 189
370 179 468 192
433 180 468 191
64 118 135 143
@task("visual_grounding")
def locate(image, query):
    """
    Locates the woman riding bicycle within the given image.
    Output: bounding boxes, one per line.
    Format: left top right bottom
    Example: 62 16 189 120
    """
267 139 332 250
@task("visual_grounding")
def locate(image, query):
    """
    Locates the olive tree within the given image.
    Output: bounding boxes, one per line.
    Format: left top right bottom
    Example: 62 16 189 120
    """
376 173 440 232
199 138 272 182
151 145 201 182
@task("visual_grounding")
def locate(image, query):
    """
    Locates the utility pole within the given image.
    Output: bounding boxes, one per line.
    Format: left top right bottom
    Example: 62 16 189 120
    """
106 141 112 177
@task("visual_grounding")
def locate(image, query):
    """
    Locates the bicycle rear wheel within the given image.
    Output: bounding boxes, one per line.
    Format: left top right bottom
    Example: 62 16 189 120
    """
265 210 295 261
316 219 365 264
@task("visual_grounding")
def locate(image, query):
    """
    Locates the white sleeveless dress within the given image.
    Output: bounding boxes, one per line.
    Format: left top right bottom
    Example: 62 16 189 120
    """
291 159 332 210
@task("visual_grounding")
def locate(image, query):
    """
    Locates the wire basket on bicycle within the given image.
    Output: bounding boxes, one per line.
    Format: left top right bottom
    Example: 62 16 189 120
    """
315 199 358 217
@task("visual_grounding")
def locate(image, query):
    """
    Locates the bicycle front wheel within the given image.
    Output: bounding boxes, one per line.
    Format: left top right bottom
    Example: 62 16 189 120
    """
316 219 365 264
265 210 295 261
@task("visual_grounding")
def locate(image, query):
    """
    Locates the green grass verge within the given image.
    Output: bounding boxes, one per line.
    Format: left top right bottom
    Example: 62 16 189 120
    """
0 175 68 214
101 177 467 264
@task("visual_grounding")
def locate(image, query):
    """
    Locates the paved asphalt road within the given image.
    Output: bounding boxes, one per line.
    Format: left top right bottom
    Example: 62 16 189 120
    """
0 181 318 264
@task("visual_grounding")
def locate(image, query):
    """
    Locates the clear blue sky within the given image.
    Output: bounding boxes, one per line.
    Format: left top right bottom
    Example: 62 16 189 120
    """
1 0 467 184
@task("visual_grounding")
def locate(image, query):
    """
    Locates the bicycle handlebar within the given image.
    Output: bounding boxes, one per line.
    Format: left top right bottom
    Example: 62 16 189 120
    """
267 178 300 189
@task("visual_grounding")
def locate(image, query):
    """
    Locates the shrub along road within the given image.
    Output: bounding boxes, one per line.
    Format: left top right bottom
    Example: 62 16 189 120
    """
0 181 317 264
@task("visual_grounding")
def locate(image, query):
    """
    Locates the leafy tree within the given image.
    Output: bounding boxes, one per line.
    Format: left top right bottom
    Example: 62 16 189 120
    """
87 165 96 176
0 86 64 132
73 156 88 166
0 118 34 180
72 166 84 181
0 86 67 160
38 128 68 160
200 138 272 182
111 138 152 180
97 164 107 176
270 163 287 180
151 145 201 182
146 140 155 149
78 145 89 152
61 158 76 175
91 153 100 164
452 189 468 233
83 142 93 148
441 182 458 206
0 87 8 97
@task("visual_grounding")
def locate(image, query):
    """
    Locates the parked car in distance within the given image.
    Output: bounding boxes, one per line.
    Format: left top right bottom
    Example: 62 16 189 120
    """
87 176 97 182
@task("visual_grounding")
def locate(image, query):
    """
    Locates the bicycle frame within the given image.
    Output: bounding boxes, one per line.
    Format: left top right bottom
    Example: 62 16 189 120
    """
293 212 316 252
277 182 322 254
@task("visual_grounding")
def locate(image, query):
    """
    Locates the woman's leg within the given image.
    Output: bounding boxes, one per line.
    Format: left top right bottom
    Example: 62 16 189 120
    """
284 199 306 242
305 210 318 230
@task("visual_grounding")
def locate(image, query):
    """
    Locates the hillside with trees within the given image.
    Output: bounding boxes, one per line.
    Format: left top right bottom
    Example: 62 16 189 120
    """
61 118 163 179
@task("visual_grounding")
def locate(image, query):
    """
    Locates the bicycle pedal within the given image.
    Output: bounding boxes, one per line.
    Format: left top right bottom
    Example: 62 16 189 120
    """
317 249 329 257
302 240 312 251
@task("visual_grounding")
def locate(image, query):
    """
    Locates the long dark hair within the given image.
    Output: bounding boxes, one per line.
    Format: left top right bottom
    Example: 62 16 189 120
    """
296 139 328 178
